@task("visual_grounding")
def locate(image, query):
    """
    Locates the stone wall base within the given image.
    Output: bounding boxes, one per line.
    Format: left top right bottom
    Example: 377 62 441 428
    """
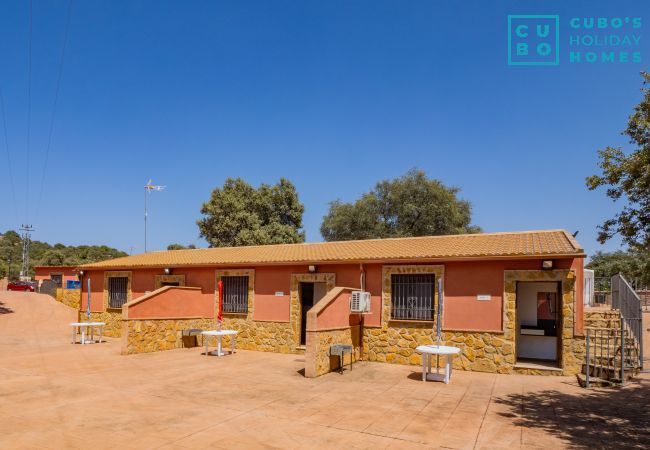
79 310 123 337
306 326 361 377
364 327 585 376
56 289 81 310
122 317 296 355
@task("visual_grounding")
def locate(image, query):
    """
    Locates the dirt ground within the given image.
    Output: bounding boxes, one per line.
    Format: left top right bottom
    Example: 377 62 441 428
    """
1 291 648 449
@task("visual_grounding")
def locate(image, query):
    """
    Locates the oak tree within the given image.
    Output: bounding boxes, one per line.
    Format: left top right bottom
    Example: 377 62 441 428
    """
197 177 305 247
320 169 480 241
587 72 650 249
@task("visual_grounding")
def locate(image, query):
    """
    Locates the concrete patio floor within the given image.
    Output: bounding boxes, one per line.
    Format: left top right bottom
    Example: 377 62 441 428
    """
1 292 648 449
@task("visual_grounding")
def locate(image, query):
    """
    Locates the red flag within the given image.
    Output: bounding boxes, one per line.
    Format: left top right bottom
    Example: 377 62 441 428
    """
217 280 223 323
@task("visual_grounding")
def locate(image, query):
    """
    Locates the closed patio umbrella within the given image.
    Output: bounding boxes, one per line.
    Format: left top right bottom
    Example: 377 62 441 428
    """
436 278 443 345
217 280 223 330
86 278 91 321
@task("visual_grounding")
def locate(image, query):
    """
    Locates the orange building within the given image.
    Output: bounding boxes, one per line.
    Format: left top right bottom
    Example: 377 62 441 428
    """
78 229 587 377
34 266 79 289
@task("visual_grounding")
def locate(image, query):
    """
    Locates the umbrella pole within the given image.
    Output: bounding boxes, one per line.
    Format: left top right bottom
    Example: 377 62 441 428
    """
436 278 443 371
86 278 91 321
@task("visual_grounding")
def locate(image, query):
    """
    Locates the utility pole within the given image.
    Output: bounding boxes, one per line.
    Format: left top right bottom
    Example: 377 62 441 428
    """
19 224 34 279
144 180 165 253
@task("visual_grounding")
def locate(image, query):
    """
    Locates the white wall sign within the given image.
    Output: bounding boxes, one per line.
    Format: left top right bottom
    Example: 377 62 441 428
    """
477 294 491 301
275 291 284 297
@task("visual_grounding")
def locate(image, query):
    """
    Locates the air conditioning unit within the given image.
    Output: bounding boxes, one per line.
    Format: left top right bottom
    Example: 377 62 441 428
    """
350 291 371 313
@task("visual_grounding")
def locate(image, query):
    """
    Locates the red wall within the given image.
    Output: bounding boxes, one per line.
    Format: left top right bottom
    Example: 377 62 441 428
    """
34 267 78 283
254 266 292 322
443 258 581 332
315 288 362 329
252 264 382 325
81 257 584 333
127 287 208 319
80 267 216 313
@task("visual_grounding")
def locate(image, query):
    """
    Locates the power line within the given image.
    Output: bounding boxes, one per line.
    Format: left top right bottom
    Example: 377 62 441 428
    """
0 88 18 224
35 0 74 220
25 0 32 223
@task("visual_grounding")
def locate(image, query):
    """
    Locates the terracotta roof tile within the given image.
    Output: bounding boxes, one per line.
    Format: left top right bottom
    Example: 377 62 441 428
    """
80 229 584 269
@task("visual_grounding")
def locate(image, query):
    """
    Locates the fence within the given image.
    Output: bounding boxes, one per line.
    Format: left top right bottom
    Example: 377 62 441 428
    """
612 274 644 370
591 275 648 310
584 318 641 387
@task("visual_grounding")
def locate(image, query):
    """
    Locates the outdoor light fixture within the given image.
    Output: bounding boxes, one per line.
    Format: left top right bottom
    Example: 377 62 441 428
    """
79 270 85 276
308 265 316 273
542 260 553 270
164 268 172 275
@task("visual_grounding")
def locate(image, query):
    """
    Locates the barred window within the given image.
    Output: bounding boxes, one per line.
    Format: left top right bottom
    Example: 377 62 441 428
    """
222 276 249 313
108 277 129 309
391 274 435 320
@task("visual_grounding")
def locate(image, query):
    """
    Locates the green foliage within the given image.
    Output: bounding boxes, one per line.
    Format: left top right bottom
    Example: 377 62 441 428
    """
587 250 650 287
167 243 197 250
586 72 650 249
197 177 305 247
0 230 127 279
320 169 480 241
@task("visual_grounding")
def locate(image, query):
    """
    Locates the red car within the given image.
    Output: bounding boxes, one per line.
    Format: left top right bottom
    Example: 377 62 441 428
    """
7 281 36 292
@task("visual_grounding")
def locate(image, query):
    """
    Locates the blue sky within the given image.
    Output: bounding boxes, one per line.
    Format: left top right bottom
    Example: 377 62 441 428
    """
0 0 647 258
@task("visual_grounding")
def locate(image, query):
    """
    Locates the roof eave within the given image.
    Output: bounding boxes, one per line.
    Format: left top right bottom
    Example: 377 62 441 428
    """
77 252 586 271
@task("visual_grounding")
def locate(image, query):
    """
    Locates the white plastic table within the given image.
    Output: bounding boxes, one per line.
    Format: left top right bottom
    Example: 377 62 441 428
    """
416 345 461 384
201 330 238 357
70 322 105 345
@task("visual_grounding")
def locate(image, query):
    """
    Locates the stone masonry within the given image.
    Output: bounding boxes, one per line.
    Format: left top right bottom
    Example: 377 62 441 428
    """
55 288 81 310
307 326 360 377
81 310 123 337
363 267 585 376
122 317 295 355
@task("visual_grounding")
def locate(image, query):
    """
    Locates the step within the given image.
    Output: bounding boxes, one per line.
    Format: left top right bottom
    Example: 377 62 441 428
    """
576 374 616 388
585 362 640 371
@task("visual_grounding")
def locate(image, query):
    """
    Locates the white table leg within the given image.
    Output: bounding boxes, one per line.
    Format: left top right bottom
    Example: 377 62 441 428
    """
72 326 76 344
91 326 95 343
231 335 236 354
205 336 209 356
217 336 223 357
422 353 427 381
81 328 86 345
445 355 452 384
99 326 103 343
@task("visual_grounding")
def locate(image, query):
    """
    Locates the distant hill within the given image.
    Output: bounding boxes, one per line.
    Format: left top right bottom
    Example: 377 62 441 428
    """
0 230 127 279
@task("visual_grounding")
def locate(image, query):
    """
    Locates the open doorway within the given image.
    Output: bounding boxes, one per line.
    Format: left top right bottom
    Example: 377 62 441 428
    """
516 281 562 367
299 282 327 345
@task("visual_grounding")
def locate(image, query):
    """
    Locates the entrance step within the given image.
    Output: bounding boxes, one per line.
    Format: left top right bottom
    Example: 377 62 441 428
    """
514 361 563 375
295 345 306 355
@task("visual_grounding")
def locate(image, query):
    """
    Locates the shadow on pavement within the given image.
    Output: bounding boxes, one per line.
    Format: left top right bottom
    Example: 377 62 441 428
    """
493 377 650 449
0 301 13 314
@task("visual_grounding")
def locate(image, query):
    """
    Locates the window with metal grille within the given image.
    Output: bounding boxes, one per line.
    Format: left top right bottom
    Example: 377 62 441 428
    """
222 276 249 313
391 274 435 320
108 277 129 309
50 274 63 289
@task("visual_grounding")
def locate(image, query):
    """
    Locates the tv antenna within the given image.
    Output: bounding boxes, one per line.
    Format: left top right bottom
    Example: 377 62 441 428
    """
144 180 165 252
